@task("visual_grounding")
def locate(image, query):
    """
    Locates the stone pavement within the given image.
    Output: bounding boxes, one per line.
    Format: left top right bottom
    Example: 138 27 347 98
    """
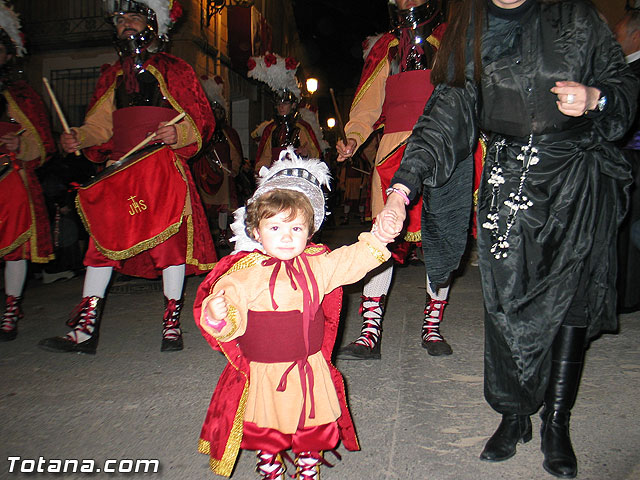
1 223 639 480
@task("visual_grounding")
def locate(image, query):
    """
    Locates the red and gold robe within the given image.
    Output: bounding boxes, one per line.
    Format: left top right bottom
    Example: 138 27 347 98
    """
0 80 55 263
72 53 217 278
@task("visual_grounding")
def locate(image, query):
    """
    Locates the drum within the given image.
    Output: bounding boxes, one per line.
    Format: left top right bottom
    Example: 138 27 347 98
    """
75 145 190 260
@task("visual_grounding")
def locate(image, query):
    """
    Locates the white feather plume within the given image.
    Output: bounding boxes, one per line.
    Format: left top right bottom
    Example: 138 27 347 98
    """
248 53 301 99
0 1 25 57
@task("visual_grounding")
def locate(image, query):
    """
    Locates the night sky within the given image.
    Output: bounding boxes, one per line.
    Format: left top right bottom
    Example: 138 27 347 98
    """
292 0 390 121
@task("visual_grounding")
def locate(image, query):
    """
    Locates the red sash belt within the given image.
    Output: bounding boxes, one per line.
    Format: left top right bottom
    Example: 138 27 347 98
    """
240 254 323 426
382 70 434 134
75 147 189 260
0 164 31 256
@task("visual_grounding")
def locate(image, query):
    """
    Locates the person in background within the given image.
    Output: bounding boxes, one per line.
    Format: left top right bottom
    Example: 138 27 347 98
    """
336 0 463 360
0 0 55 341
38 0 216 354
248 53 322 173
377 0 638 478
614 3 640 313
193 74 243 248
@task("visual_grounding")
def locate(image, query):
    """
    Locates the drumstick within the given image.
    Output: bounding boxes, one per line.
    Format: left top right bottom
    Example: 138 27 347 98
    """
351 166 371 176
118 112 186 161
43 77 81 157
329 88 347 144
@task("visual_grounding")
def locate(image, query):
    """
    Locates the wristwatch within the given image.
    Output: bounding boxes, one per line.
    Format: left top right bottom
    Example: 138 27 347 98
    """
595 93 607 112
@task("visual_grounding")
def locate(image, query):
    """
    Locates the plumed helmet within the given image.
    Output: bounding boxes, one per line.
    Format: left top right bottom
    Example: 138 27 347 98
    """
0 0 25 57
200 74 228 112
103 0 183 39
247 53 301 104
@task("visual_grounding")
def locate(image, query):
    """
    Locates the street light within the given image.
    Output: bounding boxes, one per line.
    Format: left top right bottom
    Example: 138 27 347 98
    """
306 78 318 95
327 117 336 129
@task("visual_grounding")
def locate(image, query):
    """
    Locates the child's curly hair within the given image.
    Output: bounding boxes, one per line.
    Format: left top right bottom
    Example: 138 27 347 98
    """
245 189 315 240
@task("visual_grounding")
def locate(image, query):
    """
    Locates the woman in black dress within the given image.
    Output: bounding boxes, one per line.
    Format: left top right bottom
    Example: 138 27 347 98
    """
379 0 639 478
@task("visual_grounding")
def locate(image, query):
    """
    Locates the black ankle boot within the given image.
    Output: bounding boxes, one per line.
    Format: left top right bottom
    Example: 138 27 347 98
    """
161 297 184 352
336 295 385 360
480 414 532 462
38 296 105 354
540 325 587 479
0 295 23 342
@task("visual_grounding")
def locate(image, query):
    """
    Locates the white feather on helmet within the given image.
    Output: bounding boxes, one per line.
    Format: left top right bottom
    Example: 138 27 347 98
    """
247 52 301 100
104 0 182 38
200 74 228 112
0 0 25 57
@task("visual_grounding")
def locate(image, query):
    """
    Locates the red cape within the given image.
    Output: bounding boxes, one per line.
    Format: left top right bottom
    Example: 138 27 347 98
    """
193 246 359 477
83 53 214 163
1 81 55 262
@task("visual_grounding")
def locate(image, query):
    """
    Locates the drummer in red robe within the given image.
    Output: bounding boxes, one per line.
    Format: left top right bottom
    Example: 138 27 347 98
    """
0 1 55 342
39 0 216 354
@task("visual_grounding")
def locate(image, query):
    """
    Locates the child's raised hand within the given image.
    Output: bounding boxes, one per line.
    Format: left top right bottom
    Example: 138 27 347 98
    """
205 290 228 331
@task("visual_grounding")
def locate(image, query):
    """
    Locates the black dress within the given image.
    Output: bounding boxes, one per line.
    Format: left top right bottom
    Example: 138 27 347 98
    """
392 0 639 415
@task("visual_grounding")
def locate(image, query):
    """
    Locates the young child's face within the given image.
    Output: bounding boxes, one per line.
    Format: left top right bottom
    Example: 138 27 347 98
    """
253 209 310 260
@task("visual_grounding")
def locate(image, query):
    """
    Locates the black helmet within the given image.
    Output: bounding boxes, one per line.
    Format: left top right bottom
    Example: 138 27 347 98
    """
103 0 163 58
388 1 441 31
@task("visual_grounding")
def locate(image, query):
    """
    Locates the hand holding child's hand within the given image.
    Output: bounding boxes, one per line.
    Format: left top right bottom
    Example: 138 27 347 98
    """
205 290 228 332
372 208 403 244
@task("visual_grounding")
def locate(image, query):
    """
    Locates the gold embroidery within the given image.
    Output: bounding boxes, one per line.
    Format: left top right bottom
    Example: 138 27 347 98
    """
5 92 46 165
208 304 238 343
304 245 325 255
376 140 407 167
206 342 250 476
198 438 210 455
148 65 203 153
426 34 440 49
365 241 387 264
351 38 398 110
127 195 148 216
346 131 365 145
404 230 421 243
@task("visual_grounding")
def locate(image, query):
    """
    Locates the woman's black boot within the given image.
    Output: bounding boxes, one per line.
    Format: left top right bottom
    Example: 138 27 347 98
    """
480 414 532 462
540 324 587 479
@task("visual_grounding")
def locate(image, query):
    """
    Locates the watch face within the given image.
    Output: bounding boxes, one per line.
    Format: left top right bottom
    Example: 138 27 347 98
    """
597 95 607 111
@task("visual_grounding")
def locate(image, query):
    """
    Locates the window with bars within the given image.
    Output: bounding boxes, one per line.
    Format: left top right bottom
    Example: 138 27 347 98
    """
48 67 102 132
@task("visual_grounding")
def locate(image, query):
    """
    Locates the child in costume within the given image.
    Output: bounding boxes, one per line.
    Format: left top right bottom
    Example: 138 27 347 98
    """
193 147 398 479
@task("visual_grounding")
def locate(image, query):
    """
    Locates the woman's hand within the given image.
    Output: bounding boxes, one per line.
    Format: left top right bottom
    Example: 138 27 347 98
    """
551 81 601 117
373 185 409 243
336 138 357 162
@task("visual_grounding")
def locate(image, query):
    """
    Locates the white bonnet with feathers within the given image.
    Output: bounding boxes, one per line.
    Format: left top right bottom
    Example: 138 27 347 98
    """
230 147 331 254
